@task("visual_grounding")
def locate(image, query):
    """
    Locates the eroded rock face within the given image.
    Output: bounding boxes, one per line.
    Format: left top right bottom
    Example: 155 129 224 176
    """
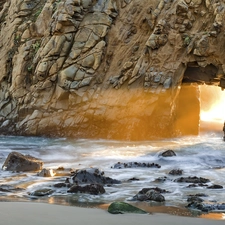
2 152 43 172
0 0 225 140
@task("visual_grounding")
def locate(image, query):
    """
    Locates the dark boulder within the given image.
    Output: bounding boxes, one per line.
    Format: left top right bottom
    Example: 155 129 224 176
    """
2 151 43 172
169 169 183 175
145 190 165 202
159 150 176 157
67 184 105 195
132 187 167 202
108 202 147 214
207 184 223 189
112 162 161 169
187 183 208 188
53 183 71 188
174 176 210 183
71 168 121 185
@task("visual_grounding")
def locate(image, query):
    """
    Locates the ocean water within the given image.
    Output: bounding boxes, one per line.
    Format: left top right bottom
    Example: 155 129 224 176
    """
0 130 225 218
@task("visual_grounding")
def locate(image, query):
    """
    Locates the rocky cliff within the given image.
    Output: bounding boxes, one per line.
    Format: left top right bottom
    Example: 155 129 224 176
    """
0 0 224 140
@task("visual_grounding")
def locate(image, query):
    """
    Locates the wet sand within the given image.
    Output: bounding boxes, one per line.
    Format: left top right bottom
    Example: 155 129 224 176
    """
0 202 225 225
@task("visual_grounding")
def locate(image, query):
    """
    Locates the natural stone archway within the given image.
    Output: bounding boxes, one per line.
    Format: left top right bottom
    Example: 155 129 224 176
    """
0 0 225 140
183 63 219 85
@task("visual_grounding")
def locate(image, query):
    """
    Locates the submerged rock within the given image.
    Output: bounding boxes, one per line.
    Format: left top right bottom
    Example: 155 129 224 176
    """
187 183 208 188
2 152 43 172
174 176 210 183
0 184 24 192
67 184 105 195
168 169 183 175
71 168 121 185
160 150 176 157
30 188 54 197
207 184 223 189
154 176 169 182
108 202 147 214
127 177 140 182
112 162 161 169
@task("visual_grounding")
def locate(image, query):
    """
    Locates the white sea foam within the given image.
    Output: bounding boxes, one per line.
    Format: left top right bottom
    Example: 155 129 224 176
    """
0 134 225 207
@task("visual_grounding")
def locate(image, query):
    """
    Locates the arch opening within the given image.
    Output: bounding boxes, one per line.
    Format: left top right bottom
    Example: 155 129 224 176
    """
174 63 225 136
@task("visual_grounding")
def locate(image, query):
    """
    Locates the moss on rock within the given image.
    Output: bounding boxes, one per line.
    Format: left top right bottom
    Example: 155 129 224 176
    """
108 202 147 214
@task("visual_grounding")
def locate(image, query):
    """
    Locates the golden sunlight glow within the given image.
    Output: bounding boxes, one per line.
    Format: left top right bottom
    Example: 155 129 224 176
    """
200 85 225 123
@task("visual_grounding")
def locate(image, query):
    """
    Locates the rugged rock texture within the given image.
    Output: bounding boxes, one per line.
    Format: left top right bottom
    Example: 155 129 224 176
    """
0 0 225 140
67 183 105 195
112 161 161 169
132 187 168 202
70 168 121 185
2 151 43 171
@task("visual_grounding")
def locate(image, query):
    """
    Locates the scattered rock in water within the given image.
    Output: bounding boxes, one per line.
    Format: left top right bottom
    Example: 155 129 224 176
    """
187 196 204 203
67 184 105 195
37 168 55 177
207 184 223 189
127 177 140 182
29 188 54 197
132 187 167 202
139 187 169 194
188 193 208 197
108 202 147 214
187 202 225 212
2 151 43 172
145 190 165 202
154 176 169 182
174 176 210 183
71 168 121 185
112 162 161 169
169 169 183 175
0 184 25 192
159 150 176 157
187 183 208 188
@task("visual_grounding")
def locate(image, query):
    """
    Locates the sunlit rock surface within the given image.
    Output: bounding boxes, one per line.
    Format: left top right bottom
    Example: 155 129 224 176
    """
2 152 43 172
0 0 225 140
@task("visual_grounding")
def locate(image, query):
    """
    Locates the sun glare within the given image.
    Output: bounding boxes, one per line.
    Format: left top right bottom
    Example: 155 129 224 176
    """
200 85 225 123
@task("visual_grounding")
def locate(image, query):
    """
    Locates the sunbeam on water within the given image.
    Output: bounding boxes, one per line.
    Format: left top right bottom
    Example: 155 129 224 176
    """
200 85 225 123
200 85 225 133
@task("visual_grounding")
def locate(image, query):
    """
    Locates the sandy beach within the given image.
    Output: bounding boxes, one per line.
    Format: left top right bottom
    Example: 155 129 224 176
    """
0 202 224 225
